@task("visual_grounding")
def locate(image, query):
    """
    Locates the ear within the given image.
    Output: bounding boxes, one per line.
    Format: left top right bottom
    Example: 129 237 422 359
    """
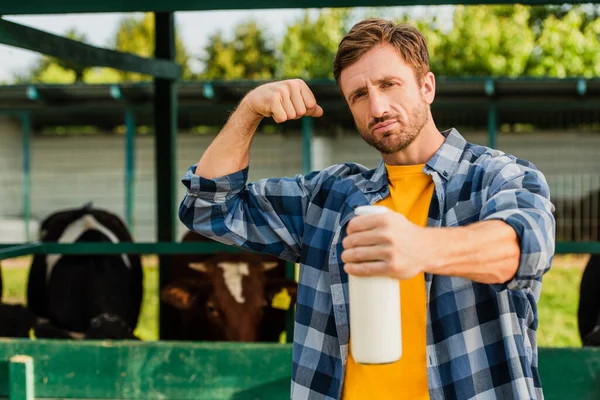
420 71 436 105
262 261 279 271
265 279 298 311
160 283 198 310
188 262 209 273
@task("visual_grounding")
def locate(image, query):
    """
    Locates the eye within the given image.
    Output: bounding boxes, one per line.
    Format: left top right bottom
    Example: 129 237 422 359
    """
382 81 395 89
353 92 365 100
206 301 220 318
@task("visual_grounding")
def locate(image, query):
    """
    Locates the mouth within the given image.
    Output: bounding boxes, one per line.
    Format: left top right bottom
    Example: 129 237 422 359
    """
372 120 398 135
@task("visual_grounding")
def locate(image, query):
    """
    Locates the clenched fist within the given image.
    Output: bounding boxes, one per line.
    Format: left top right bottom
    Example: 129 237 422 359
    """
341 211 430 281
241 79 324 123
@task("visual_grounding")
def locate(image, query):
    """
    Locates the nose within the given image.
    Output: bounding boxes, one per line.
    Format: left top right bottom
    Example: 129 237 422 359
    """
368 90 388 119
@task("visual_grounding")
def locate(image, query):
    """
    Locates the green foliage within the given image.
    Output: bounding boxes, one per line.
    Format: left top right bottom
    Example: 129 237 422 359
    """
12 5 600 83
278 9 351 79
112 12 192 81
525 9 600 78
421 5 536 77
200 19 276 80
16 13 191 84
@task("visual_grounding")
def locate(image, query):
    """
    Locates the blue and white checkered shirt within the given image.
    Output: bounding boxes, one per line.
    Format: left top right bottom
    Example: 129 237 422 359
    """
179 128 555 400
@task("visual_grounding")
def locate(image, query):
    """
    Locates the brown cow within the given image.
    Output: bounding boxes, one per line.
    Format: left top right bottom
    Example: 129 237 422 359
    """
160 231 297 342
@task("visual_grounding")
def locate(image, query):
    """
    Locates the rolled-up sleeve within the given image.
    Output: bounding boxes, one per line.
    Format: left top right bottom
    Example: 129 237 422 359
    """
480 159 556 294
179 164 314 262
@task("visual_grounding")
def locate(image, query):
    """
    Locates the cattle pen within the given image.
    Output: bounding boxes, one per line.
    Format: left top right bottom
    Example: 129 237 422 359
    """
0 1 600 400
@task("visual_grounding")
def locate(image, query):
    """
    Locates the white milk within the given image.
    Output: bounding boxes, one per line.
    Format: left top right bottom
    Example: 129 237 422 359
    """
348 205 402 364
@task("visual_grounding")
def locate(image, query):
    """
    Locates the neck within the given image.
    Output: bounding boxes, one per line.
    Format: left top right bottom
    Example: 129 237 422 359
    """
382 118 444 166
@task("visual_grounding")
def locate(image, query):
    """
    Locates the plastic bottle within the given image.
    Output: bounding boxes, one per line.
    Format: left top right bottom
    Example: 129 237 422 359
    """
348 205 402 364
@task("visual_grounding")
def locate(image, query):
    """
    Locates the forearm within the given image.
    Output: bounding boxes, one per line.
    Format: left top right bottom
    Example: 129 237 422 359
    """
195 100 262 179
426 220 520 285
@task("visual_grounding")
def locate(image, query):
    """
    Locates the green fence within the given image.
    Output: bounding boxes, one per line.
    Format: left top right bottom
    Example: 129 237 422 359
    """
0 340 599 400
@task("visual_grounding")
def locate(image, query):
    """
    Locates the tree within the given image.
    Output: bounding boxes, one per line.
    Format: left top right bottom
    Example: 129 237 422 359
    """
409 5 600 78
415 5 536 77
279 9 352 79
524 8 600 77
200 20 277 80
16 14 192 84
112 12 192 81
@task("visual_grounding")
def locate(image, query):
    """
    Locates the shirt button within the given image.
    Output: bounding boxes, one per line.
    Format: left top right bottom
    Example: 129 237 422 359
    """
442 171 449 177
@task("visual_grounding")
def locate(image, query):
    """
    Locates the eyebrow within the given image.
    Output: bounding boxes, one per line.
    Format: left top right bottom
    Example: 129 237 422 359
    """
347 76 405 102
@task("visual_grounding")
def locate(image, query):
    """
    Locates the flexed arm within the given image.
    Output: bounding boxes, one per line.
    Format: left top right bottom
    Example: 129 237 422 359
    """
196 79 323 179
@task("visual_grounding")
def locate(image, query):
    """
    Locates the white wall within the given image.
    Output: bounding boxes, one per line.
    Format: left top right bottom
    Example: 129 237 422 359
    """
1 124 599 243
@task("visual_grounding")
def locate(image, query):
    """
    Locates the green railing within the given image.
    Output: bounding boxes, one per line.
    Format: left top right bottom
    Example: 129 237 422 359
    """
1 241 598 262
0 242 239 260
0 340 598 400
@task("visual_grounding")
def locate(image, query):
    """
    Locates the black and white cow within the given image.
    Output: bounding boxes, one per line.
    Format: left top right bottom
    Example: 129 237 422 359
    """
579 254 600 346
27 203 143 340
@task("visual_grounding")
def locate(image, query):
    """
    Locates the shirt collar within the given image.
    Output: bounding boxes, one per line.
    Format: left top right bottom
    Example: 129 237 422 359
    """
359 128 467 194
424 128 467 181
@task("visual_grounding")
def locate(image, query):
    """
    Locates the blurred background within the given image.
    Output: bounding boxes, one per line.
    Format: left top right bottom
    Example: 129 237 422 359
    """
0 4 598 346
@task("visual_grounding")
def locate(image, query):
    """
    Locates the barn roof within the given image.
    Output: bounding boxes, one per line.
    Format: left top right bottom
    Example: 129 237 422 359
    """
0 0 592 15
0 78 598 131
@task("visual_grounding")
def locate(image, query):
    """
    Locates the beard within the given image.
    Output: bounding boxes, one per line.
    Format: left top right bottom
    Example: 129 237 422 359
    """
357 99 429 155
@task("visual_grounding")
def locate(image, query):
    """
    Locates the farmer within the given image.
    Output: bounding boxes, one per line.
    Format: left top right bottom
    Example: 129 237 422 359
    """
180 18 555 400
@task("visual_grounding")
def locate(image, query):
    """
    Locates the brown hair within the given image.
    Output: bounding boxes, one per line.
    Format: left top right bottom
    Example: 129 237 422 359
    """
333 18 430 85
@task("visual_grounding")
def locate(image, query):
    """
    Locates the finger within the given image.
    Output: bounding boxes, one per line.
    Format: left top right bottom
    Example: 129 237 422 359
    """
346 214 388 235
344 261 388 277
299 81 317 109
305 104 324 118
299 82 324 118
289 84 307 118
270 102 288 123
280 94 297 121
342 230 387 250
341 244 388 264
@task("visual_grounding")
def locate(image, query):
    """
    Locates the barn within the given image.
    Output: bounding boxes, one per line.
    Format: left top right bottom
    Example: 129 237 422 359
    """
0 0 599 399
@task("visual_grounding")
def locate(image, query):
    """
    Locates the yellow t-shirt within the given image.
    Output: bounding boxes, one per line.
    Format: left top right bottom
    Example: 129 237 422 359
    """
343 163 434 400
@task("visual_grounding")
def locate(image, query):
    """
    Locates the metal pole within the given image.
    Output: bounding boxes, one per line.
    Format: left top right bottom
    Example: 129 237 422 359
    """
125 108 136 234
302 116 313 174
20 112 31 242
154 12 178 340
488 103 497 149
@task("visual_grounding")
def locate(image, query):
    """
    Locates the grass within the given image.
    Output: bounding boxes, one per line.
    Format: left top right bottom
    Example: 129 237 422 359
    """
0 254 590 347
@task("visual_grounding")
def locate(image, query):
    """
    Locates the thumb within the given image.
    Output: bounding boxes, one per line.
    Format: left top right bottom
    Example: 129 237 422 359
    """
305 105 324 118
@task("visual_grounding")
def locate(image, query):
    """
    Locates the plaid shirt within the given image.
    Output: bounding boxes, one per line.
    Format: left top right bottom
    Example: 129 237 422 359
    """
179 128 555 400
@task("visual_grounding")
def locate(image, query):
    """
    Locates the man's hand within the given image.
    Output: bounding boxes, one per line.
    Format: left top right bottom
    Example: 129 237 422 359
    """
241 79 324 123
341 212 430 280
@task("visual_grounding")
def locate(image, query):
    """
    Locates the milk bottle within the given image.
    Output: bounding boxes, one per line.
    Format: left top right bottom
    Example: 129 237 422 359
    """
347 205 402 364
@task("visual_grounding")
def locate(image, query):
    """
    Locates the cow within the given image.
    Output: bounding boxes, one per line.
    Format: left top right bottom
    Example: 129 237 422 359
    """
160 231 297 342
578 254 600 346
26 203 143 340
0 262 35 338
553 189 600 242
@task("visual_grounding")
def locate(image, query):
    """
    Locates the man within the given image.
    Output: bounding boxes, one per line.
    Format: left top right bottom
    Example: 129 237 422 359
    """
179 19 555 400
